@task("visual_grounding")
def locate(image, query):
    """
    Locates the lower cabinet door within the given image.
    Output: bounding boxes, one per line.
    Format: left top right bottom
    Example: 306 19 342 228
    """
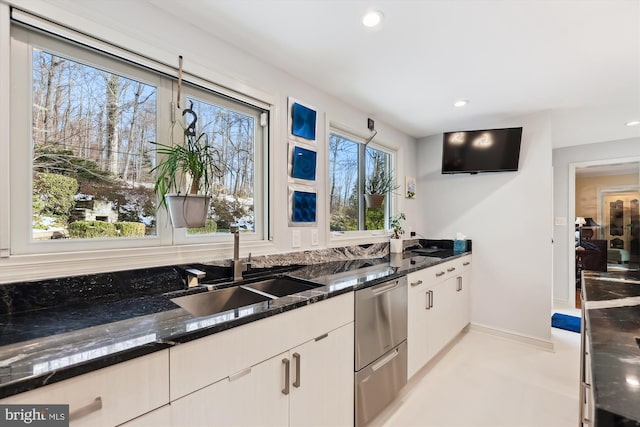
289 323 354 427
170 351 289 427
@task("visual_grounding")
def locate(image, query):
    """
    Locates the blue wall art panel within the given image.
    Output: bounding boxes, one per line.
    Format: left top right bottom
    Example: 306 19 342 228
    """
291 102 316 141
292 190 316 223
291 146 317 181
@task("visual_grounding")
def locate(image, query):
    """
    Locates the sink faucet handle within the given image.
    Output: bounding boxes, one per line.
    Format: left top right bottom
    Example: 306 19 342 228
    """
246 252 252 272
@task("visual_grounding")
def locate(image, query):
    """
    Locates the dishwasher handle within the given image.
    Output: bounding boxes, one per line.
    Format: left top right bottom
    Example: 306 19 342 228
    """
371 280 399 295
371 348 400 372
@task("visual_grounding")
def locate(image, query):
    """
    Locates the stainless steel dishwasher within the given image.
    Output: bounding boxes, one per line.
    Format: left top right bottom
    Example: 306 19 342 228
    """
355 275 408 426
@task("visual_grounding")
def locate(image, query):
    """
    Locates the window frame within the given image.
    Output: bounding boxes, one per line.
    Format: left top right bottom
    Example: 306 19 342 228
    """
327 123 398 242
172 86 268 245
7 21 272 260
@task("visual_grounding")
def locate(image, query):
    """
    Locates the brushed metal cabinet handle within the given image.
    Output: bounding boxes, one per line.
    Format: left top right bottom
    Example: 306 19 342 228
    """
447 267 456 272
282 358 290 395
228 367 251 382
315 333 328 342
463 261 470 266
410 279 423 287
581 382 592 424
435 271 445 277
430 290 434 308
293 352 301 388
457 276 463 292
70 397 102 421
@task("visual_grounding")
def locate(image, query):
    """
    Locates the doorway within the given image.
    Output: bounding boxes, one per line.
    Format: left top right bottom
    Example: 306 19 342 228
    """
573 160 640 307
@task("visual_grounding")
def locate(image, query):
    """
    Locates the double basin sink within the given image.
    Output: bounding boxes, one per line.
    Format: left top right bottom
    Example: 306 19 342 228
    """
171 276 322 318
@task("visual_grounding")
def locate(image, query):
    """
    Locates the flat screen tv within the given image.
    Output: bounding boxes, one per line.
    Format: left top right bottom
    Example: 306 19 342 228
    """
441 127 523 174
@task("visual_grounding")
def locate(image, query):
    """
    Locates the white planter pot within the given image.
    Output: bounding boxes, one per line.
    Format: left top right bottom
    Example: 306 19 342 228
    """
389 239 403 253
165 194 210 228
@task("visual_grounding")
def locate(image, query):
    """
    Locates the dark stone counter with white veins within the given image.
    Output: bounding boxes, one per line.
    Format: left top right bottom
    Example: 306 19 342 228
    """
0 240 471 399
582 270 640 427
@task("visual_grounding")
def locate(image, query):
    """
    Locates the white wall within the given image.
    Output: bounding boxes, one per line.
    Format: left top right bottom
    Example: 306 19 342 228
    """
0 1 420 281
552 137 640 303
416 111 553 342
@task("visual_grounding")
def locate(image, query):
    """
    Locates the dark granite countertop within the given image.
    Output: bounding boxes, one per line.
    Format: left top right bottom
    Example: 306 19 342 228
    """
0 249 470 399
582 270 640 426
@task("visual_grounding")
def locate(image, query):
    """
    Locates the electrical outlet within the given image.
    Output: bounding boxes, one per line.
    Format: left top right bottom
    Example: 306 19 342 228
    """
311 229 319 245
291 230 301 248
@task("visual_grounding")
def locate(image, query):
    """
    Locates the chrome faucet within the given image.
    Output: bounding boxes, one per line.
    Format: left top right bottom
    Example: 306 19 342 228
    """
231 226 245 281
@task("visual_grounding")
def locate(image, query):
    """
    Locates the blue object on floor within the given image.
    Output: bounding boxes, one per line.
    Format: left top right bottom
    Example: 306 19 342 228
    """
551 313 581 333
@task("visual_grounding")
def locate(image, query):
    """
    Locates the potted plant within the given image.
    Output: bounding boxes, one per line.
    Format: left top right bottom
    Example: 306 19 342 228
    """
364 168 399 208
152 103 222 228
389 212 406 253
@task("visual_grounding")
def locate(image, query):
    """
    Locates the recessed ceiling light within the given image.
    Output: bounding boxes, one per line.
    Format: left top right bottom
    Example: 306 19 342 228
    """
625 120 640 127
362 11 383 28
453 99 469 108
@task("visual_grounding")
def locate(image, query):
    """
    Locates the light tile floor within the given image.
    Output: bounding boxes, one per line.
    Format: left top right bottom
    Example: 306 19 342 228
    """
375 310 581 427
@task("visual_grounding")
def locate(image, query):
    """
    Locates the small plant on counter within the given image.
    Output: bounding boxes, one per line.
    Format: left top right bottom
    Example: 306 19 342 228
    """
389 212 406 239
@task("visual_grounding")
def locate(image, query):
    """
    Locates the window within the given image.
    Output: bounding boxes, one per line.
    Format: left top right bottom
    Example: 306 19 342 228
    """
10 24 268 255
329 131 394 232
179 93 265 239
31 48 158 240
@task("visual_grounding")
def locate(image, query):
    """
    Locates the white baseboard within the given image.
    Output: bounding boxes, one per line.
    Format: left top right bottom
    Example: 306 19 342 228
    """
470 322 555 351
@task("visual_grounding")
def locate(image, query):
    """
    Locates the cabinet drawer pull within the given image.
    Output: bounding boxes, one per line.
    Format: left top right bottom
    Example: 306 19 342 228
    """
456 276 463 292
293 352 301 388
581 382 592 424
282 358 290 395
435 271 445 277
463 262 470 266
315 333 329 342
70 397 102 421
447 267 456 272
410 280 423 287
426 290 434 309
228 367 251 382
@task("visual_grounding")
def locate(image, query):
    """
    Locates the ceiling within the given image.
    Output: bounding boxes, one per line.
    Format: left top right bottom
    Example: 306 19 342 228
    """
42 0 640 148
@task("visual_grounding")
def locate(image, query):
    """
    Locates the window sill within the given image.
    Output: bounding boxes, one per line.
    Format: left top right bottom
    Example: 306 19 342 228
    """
0 240 277 284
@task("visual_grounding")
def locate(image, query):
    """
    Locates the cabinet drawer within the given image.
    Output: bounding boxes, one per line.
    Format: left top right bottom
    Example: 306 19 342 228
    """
1 350 169 427
170 292 354 401
425 259 459 284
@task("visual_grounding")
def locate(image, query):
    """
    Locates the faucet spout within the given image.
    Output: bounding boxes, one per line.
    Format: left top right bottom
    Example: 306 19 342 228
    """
230 226 244 281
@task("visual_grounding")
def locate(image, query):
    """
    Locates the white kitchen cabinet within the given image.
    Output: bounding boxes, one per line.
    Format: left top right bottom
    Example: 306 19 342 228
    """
169 293 354 427
407 255 472 380
289 322 354 427
170 351 289 426
170 322 354 427
1 350 169 427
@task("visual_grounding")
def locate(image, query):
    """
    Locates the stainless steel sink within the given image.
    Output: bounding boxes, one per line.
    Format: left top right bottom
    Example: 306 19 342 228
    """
171 286 272 317
241 277 322 297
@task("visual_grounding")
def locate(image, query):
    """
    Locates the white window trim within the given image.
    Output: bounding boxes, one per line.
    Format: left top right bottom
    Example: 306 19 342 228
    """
326 118 399 245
